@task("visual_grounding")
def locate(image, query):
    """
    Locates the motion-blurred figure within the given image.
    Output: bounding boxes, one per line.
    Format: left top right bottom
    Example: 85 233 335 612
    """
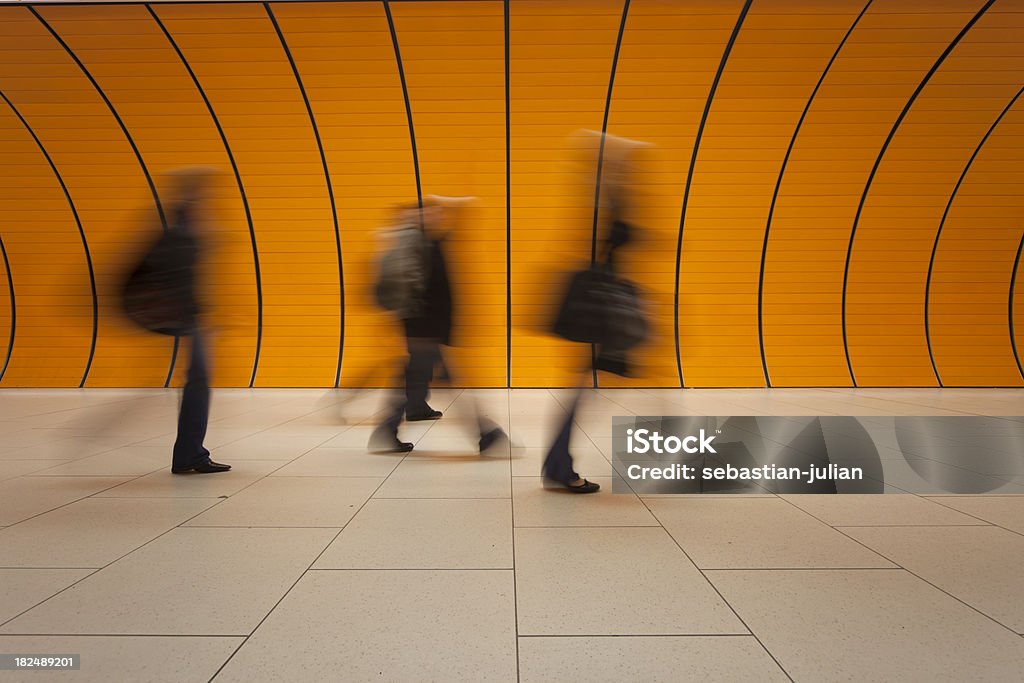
544 134 649 493
123 168 230 474
370 196 505 453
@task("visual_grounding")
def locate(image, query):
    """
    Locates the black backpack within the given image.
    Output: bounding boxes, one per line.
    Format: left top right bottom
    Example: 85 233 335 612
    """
374 224 429 317
122 230 194 336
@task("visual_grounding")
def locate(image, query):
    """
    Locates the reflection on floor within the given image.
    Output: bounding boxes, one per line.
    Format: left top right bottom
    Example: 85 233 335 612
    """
0 388 1022 681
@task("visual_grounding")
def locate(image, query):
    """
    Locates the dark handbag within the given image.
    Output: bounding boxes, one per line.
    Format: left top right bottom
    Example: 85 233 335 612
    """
122 231 194 336
553 267 612 344
553 266 647 349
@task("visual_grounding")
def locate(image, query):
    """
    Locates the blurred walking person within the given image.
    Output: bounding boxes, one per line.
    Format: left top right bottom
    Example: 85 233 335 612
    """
123 168 230 474
370 197 504 454
544 136 648 493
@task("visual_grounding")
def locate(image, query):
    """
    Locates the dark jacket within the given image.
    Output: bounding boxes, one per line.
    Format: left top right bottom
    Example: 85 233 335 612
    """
165 203 201 325
123 202 200 335
403 237 452 345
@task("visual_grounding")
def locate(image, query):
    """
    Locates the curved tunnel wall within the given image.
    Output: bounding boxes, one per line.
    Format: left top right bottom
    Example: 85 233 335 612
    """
0 0 1022 388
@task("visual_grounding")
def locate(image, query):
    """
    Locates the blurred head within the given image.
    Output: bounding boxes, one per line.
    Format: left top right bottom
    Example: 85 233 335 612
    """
395 200 445 236
167 166 217 206
420 199 444 236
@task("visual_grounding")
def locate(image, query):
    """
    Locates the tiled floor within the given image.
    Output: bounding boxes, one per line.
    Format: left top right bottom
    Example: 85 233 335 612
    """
0 387 1023 682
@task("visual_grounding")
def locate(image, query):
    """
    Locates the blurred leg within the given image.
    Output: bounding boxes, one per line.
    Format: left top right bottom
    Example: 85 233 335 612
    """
405 337 438 417
172 332 210 469
542 388 582 484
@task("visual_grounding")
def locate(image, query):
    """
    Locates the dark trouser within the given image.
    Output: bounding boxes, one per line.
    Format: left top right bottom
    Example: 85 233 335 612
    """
172 332 210 469
380 337 439 437
542 388 583 484
378 336 499 440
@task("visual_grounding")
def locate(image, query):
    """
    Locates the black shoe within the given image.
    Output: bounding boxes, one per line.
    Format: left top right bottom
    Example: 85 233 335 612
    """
406 409 442 421
479 427 506 454
369 437 414 454
172 460 231 474
543 477 600 494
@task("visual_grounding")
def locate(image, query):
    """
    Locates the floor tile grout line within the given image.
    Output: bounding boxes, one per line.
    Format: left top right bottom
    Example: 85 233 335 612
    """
831 528 991 532
0 391 170 424
507 391 521 683
517 632 761 638
698 566 909 572
636 492 796 682
0 633 249 638
774 495 1024 639
0 474 152 530
815 387 1017 417
307 567 514 572
512 528 663 532
921 498 1024 541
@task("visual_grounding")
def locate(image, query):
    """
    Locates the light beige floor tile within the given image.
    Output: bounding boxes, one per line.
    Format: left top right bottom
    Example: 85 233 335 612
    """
0 528 335 636
414 434 502 455
210 433 331 460
375 457 510 499
270 447 404 477
503 427 557 448
0 635 241 682
315 499 511 569
186 476 381 528
0 477 132 526
708 569 1024 681
649 498 894 569
93 460 288 499
322 421 435 445
213 570 516 682
512 477 657 527
0 430 77 449
925 495 1024 534
0 442 96 461
514 527 745 635
202 428 274 449
511 446 611 478
842 526 1024 633
876 456 1024 495
0 461 71 480
0 569 91 624
29 446 169 477
0 498 216 568
518 636 787 682
781 494 988 527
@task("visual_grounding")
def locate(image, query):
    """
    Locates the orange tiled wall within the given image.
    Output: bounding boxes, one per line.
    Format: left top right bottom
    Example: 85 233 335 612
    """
0 0 1021 388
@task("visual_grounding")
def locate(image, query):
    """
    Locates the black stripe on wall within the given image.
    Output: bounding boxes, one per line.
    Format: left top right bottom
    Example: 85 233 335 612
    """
924 84 1024 386
840 0 996 387
148 4 265 388
32 6 177 387
265 2 346 388
0 233 14 384
757 0 872 388
0 90 97 389
504 0 511 388
672 0 752 389
1010 232 1024 382
590 0 631 389
383 0 423 208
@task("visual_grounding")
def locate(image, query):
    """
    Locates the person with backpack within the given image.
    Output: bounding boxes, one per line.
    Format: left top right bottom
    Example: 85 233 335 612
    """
370 197 505 454
123 168 229 475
